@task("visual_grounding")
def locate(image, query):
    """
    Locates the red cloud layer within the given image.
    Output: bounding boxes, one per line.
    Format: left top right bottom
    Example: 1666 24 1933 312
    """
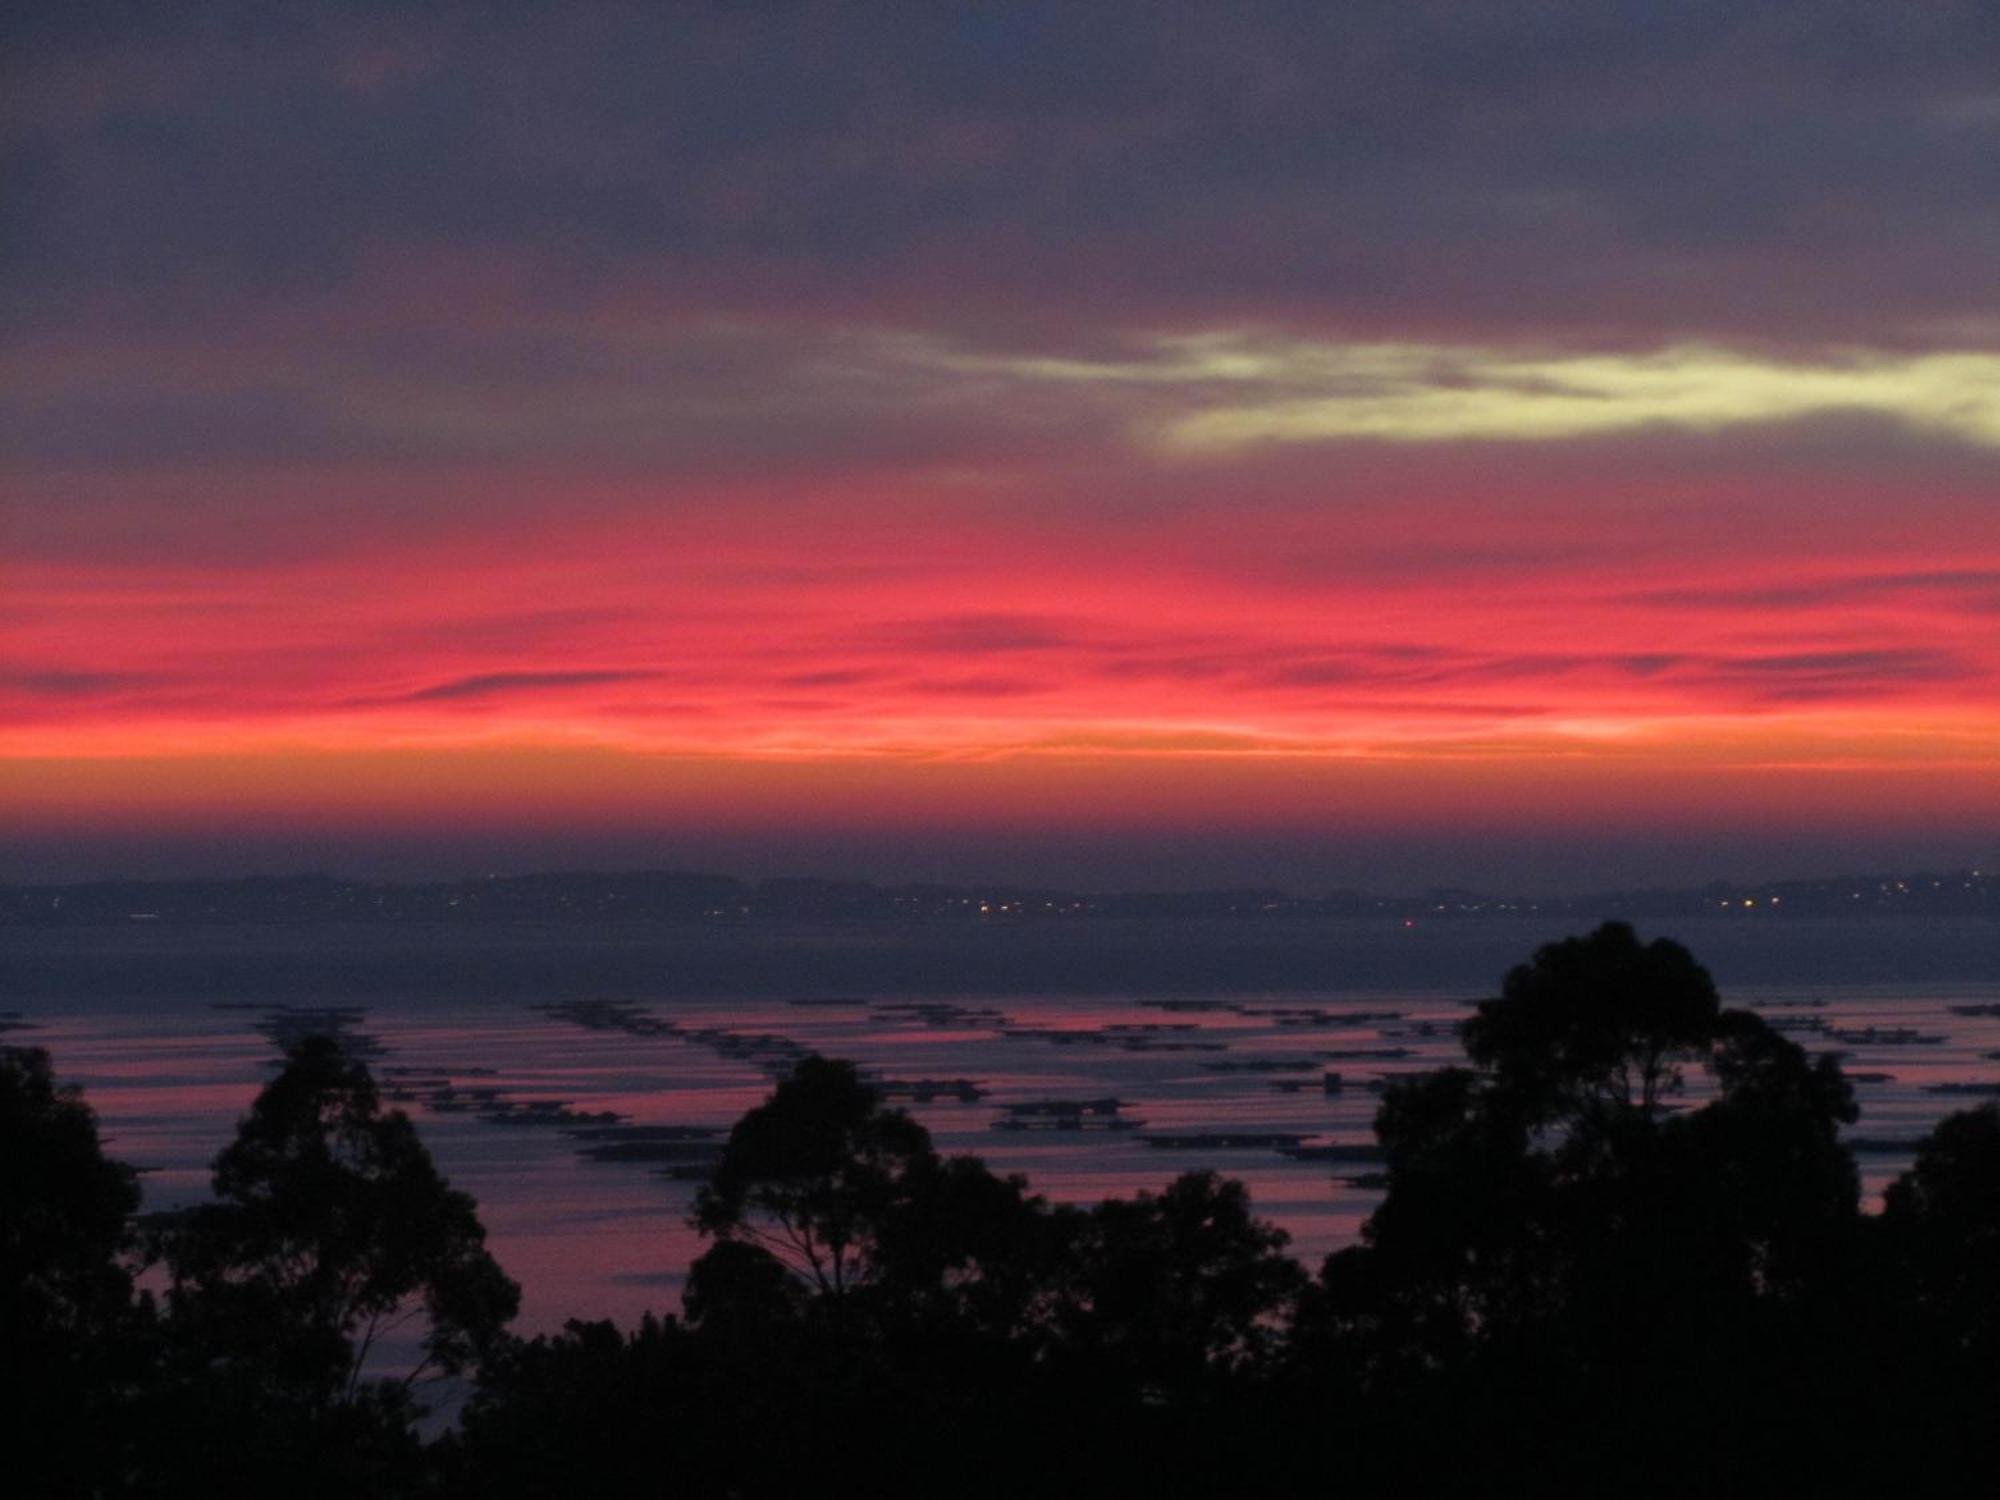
6 458 1997 854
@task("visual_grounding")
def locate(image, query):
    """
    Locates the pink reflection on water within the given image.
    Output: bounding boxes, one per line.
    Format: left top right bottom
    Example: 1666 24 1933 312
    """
15 980 1998 1334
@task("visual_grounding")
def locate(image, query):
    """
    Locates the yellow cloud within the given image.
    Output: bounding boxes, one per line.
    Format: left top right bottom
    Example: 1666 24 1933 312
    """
897 333 2000 451
1172 346 2000 451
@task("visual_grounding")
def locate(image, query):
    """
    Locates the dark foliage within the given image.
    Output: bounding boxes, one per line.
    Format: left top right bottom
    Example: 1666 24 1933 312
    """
140 1035 519 1497
1884 1101 2000 1356
1 1046 148 1498
1048 1169 1305 1401
692 1054 941 1299
1288 923 1963 1494
157 1037 518 1399
19 928 2000 1497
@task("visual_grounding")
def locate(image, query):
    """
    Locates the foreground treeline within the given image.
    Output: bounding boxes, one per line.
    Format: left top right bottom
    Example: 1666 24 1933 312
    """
6 925 1997 1497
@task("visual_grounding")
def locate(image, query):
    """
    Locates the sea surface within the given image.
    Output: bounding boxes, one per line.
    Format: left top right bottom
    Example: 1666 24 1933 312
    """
7 915 1997 1341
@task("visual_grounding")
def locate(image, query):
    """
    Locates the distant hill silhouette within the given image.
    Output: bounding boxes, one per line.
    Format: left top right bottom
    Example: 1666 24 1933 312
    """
2 867 1992 926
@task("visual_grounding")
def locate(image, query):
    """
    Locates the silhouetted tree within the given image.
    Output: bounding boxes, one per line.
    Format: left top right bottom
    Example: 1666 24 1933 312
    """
1301 922 1867 1489
690 1052 1057 1333
869 1147 1078 1342
1884 1102 2000 1361
149 1035 518 1495
680 1235 808 1336
1462 919 1724 1126
469 1059 1308 1498
1 1046 148 1497
452 929 2000 1496
1055 1170 1303 1400
693 1055 935 1300
1309 1064 1551 1379
447 1315 724 1499
160 1035 519 1401
1848 1102 2000 1481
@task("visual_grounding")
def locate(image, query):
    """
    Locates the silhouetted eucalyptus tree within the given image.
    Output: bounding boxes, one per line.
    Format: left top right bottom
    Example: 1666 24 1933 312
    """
1 1046 147 1498
1054 1170 1303 1400
473 1059 1308 1499
690 1052 1060 1336
158 1036 519 1407
1884 1102 2000 1362
441 929 2000 1495
1314 924 1860 1384
1462 919 1724 1127
140 1035 517 1499
692 1055 934 1301
2 1044 141 1348
447 1315 719 1499
673 1058 1082 1494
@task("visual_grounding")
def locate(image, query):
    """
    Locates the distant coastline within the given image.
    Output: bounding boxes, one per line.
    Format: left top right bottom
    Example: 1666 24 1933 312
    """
3 866 1991 927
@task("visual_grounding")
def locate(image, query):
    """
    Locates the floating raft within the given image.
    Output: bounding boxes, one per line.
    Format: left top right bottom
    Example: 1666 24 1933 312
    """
1271 1073 1348 1094
1317 1046 1413 1061
1000 1097 1125 1117
874 1078 988 1103
1224 1007 1407 1030
481 1101 625 1127
579 1141 724 1164
993 1116 1142 1133
566 1124 721 1142
1278 1142 1384 1163
536 999 679 1036
992 1097 1139 1131
1828 1027 1945 1046
873 1002 1010 1027
1142 1131 1309 1150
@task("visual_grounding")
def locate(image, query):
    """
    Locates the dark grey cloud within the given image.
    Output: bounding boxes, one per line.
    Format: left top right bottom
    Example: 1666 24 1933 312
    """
866 615 1084 654
5 2 1998 343
776 669 888 689
1629 570 2000 613
394 669 663 704
0 668 159 698
1080 640 1979 709
376 608 642 653
1707 648 1972 684
902 675 1046 699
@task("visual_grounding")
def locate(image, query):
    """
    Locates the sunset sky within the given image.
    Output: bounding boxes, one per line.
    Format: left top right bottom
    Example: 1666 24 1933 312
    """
5 3 1997 891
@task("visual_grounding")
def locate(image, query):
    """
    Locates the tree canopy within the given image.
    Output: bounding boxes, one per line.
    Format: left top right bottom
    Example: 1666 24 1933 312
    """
12 928 2000 1496
1883 1101 2000 1363
158 1035 520 1407
1319 921 1862 1395
1463 919 1723 1123
692 1054 941 1300
1 1044 141 1351
1 1045 147 1498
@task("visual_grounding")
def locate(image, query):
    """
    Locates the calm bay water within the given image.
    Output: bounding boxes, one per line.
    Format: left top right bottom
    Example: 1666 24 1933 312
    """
7 916 1997 1337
